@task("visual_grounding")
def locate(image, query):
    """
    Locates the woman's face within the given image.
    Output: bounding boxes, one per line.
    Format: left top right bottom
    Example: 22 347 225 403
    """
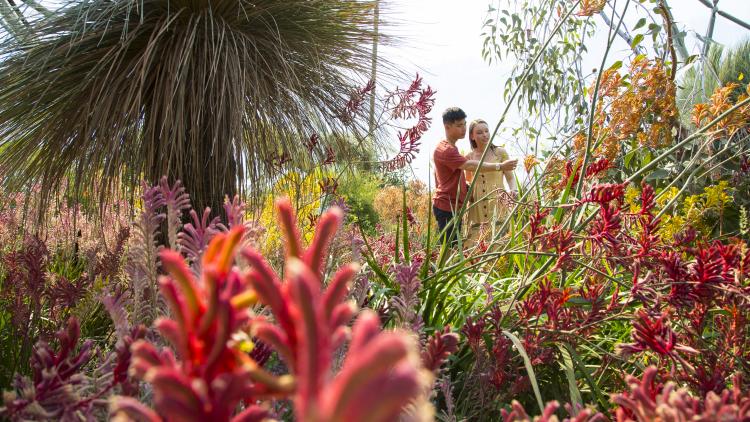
471 123 490 148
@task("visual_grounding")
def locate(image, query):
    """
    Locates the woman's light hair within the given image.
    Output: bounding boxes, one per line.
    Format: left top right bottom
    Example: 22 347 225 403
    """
469 119 494 150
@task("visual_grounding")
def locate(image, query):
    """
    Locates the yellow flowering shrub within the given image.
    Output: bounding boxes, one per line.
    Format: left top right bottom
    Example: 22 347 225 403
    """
257 169 328 256
624 184 641 213
702 181 732 210
653 181 734 241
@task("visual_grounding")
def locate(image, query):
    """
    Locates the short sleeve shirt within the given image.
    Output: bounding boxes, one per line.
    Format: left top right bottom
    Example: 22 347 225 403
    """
432 140 469 212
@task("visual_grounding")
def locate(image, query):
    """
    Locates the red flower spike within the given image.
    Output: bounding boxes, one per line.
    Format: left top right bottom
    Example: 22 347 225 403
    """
613 366 750 421
253 320 293 366
461 316 486 352
690 244 726 301
329 302 357 334
321 310 424 422
580 183 626 206
304 206 344 277
617 310 697 360
541 226 575 272
381 74 436 171
111 199 427 422
160 250 201 317
275 198 303 259
527 202 551 243
110 396 162 422
285 258 330 416
589 203 622 252
241 249 295 337
111 226 276 421
640 182 656 215
421 326 460 373
230 406 270 422
660 251 692 305
584 158 611 179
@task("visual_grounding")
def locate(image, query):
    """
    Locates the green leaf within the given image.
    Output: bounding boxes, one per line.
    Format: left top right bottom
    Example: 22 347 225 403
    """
631 34 644 50
401 186 410 263
624 148 638 168
564 343 610 410
502 330 544 414
394 221 401 265
420 185 433 279
633 18 647 31
558 345 582 409
645 169 670 181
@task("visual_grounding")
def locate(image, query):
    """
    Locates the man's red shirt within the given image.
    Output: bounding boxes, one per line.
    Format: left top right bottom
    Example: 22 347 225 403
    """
432 139 468 212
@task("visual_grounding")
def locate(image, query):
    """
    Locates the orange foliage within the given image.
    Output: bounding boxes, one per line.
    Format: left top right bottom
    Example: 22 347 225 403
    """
692 83 750 140
373 180 431 232
524 154 541 173
577 0 606 17
579 57 678 161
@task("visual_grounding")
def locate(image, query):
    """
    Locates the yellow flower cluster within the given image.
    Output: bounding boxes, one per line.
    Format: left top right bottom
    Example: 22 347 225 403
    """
692 83 750 140
702 181 733 209
656 181 734 241
258 170 327 256
580 57 678 161
624 184 642 213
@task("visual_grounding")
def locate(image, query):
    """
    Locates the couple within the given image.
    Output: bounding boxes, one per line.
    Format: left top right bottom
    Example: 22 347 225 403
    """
432 107 518 247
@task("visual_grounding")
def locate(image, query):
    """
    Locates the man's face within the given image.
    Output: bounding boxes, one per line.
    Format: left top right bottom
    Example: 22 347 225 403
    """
445 119 466 140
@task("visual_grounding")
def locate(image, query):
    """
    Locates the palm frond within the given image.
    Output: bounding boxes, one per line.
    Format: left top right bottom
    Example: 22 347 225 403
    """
0 0 392 213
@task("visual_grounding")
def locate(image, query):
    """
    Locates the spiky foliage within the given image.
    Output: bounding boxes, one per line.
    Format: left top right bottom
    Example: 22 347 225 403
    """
126 183 165 324
158 177 191 250
0 0 387 212
1 316 145 421
177 207 225 274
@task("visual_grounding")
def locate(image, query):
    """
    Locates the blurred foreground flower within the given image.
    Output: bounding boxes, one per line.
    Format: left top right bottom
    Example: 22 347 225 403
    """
110 198 430 422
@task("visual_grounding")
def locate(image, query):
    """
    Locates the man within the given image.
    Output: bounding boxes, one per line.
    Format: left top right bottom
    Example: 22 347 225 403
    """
432 107 517 246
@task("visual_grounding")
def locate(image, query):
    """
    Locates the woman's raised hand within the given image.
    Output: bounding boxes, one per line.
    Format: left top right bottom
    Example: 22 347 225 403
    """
499 159 518 171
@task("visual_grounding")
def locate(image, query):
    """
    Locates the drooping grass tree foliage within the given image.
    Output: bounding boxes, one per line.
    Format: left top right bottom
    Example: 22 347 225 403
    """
0 0 385 213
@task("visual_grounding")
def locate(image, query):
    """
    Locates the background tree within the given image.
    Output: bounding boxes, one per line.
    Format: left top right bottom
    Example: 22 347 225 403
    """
0 0 388 215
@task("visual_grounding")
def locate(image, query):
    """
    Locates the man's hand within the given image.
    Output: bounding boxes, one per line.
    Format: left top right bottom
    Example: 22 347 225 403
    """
498 159 518 171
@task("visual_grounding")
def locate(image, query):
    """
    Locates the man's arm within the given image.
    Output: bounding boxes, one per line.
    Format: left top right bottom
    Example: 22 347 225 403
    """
460 159 518 173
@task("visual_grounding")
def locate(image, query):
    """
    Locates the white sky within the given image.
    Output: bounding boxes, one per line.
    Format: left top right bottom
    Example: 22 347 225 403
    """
380 0 750 183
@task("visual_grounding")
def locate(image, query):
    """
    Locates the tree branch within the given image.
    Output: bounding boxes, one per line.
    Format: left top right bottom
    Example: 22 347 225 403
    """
657 0 678 80
598 9 646 56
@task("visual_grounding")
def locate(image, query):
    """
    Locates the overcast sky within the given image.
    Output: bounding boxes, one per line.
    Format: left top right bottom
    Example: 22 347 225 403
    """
379 0 750 183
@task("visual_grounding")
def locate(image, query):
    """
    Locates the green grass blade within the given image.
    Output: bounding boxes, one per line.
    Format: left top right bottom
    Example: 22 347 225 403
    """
402 185 410 263
558 344 582 411
564 342 610 411
502 330 544 414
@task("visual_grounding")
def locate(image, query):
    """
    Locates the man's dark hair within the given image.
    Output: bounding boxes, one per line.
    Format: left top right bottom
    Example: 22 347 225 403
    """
442 107 467 124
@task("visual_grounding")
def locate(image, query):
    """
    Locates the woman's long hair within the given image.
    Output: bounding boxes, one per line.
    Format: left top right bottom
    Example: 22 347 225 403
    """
468 119 496 151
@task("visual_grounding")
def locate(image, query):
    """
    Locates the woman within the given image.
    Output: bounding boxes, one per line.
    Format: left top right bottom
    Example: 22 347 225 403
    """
463 119 517 247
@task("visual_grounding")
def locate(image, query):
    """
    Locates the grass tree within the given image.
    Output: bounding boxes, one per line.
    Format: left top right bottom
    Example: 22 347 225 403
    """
0 0 385 214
